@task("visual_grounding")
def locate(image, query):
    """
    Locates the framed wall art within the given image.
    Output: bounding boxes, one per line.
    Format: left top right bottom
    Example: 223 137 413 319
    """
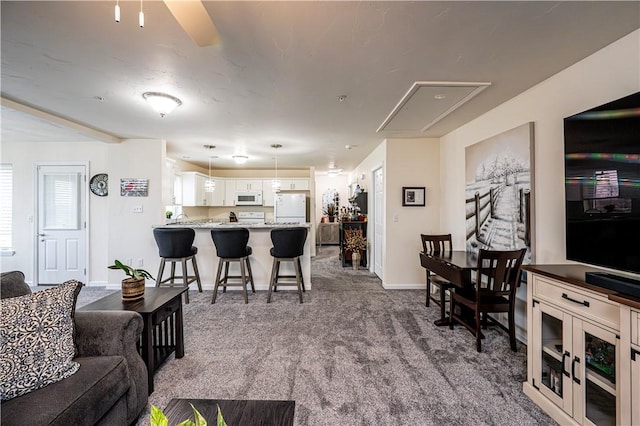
402 187 425 206
120 178 149 197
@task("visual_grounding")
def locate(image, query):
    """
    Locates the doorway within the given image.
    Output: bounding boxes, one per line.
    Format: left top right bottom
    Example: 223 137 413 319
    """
36 164 87 285
373 166 384 279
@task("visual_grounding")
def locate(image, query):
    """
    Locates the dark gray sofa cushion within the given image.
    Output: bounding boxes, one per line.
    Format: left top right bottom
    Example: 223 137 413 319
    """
1 355 130 426
0 271 31 299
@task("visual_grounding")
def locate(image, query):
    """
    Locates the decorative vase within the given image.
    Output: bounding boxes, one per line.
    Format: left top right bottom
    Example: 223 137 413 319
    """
121 277 145 301
328 215 335 223
351 251 360 270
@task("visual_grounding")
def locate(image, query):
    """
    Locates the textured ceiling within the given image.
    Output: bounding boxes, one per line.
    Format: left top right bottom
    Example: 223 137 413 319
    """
1 1 639 171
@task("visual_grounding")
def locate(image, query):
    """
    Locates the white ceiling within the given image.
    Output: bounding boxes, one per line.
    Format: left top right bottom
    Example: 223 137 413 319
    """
2 1 639 172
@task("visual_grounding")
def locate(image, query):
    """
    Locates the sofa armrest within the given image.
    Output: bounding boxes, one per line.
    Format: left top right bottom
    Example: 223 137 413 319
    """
75 311 148 423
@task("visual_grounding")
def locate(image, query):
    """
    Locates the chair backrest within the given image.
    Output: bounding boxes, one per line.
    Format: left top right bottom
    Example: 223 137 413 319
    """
475 248 526 300
420 234 452 254
271 227 308 258
153 227 196 258
210 228 250 258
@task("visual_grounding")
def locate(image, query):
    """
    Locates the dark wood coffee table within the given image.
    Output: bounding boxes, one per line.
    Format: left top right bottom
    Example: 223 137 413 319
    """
78 287 187 394
163 398 295 426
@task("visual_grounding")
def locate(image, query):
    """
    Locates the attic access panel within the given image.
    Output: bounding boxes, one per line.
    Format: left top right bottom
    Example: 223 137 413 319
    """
377 81 491 133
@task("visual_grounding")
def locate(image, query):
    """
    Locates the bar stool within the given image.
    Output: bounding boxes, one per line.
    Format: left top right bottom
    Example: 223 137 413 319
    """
267 227 308 304
210 228 255 304
153 227 202 304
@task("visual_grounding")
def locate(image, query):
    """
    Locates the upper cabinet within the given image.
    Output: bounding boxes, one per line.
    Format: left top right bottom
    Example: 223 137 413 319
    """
279 178 309 191
224 179 236 206
262 179 276 207
235 179 262 191
182 172 224 207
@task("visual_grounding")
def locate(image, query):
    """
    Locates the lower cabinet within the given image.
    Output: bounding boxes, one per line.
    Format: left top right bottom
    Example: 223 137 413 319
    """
531 300 618 425
317 222 339 245
523 267 633 426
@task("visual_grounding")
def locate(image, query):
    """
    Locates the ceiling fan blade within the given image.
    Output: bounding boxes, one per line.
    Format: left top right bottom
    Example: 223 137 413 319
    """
164 0 220 47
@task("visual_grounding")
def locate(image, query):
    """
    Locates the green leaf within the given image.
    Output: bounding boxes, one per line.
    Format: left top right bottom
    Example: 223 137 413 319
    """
150 405 169 426
217 405 228 426
191 403 208 426
176 421 195 426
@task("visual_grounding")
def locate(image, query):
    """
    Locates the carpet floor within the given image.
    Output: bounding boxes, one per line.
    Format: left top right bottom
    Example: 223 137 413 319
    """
78 246 555 425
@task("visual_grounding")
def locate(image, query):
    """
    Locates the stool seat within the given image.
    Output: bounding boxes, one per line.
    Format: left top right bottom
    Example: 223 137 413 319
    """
267 227 308 304
153 227 203 304
211 228 255 304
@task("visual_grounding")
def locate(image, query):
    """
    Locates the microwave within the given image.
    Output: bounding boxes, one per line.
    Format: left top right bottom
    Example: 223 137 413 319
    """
235 191 263 206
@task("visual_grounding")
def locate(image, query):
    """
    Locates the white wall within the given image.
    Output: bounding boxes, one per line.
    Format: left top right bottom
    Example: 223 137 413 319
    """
1 138 164 286
440 29 640 278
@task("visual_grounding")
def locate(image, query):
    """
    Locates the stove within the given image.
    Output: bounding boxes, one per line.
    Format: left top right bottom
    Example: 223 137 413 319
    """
237 211 265 224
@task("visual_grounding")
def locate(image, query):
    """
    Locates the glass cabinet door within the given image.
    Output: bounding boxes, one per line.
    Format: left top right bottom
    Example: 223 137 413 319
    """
575 320 618 426
533 302 573 414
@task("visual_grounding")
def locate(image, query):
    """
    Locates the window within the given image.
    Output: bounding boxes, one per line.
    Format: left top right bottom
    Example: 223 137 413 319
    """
0 164 13 253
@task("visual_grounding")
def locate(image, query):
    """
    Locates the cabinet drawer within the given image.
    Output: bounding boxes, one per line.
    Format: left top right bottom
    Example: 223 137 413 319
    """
152 297 181 325
533 275 619 330
632 309 640 346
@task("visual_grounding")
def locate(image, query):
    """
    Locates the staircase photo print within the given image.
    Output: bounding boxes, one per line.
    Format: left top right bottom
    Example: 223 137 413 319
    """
465 122 534 264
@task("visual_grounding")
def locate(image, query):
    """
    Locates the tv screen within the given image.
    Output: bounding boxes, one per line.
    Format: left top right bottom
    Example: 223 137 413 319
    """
564 91 640 274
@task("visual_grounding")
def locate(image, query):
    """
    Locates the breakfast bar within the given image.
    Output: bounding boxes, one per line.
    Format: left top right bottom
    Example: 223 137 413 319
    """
158 222 312 291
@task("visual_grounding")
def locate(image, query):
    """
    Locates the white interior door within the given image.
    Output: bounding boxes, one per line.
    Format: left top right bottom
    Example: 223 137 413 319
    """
373 166 384 278
37 164 87 285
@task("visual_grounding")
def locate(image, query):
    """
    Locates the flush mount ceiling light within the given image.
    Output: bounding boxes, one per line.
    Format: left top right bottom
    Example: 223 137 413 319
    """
233 155 248 164
142 92 182 117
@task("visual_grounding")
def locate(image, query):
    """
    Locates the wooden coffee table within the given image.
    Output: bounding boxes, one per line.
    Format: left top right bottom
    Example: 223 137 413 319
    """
163 398 295 426
78 287 187 394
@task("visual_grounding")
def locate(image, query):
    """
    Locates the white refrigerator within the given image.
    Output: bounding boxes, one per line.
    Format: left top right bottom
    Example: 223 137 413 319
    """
274 193 306 223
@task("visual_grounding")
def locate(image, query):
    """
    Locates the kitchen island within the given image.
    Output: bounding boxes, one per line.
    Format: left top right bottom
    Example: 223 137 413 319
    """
156 222 312 291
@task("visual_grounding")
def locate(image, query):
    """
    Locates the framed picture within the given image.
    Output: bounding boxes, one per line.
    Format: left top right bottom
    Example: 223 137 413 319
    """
120 178 149 197
402 187 425 206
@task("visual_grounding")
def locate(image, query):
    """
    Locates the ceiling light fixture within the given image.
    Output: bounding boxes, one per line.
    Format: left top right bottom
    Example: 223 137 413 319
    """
270 144 282 191
142 92 182 117
204 145 216 192
233 155 248 164
114 0 120 22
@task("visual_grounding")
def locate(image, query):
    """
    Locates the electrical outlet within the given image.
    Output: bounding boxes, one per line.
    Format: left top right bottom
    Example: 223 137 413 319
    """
132 205 143 213
137 258 144 267
393 214 399 222
125 258 133 266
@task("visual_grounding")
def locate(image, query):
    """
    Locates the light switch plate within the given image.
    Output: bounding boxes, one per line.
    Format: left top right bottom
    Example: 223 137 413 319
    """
132 205 143 213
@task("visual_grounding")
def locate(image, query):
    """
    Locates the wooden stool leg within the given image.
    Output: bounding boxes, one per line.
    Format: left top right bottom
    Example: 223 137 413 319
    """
297 257 305 292
192 256 203 292
156 259 166 288
212 258 224 304
181 258 189 304
223 262 229 293
267 259 278 303
245 257 255 293
170 262 176 283
293 257 303 304
240 259 248 304
273 262 280 292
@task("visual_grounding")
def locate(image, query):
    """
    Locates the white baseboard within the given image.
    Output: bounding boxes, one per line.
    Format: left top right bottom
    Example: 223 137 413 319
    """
381 282 426 290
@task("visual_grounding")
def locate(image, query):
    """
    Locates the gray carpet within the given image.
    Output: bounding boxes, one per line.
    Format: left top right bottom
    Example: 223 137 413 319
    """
78 247 555 425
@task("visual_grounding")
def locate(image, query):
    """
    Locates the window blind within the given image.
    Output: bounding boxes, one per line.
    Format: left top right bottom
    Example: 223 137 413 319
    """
0 164 13 249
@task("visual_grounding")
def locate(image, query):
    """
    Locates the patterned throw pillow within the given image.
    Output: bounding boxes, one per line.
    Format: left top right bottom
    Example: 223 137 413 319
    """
0 280 83 401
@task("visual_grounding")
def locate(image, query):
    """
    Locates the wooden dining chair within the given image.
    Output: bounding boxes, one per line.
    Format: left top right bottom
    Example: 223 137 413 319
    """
449 248 526 352
420 234 455 319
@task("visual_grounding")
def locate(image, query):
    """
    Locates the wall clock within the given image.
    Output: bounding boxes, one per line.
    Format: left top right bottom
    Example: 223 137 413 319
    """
89 173 108 196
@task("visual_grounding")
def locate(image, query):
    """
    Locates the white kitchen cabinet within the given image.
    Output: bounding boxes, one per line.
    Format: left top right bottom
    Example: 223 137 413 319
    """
224 179 236 206
164 159 177 205
262 180 276 207
208 178 225 206
235 179 262 191
524 267 624 426
182 172 226 206
279 178 309 191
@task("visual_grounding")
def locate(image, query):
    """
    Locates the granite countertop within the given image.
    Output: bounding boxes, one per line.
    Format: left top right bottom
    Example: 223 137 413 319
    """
158 220 311 229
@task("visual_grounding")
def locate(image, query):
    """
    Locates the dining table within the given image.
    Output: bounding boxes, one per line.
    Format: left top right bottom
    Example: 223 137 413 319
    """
419 250 478 326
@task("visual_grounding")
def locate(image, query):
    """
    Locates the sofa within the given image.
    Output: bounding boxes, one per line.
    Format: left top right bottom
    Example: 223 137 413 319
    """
0 271 148 425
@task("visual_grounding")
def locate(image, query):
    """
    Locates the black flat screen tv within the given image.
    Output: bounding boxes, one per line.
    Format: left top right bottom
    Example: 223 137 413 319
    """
564 91 640 274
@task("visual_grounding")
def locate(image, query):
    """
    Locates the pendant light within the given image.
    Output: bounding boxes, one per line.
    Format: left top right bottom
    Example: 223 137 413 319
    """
271 144 282 192
115 0 121 22
204 145 216 192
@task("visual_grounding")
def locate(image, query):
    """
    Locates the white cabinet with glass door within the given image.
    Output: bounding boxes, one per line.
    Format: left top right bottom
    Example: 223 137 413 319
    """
525 269 622 426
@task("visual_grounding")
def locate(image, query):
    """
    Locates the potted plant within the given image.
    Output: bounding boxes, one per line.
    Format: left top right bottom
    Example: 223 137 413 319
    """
150 403 227 426
344 229 367 270
108 260 154 302
324 203 336 222
166 210 173 220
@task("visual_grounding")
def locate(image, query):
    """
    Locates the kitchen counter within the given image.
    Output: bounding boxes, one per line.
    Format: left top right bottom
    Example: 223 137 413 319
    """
153 222 312 292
